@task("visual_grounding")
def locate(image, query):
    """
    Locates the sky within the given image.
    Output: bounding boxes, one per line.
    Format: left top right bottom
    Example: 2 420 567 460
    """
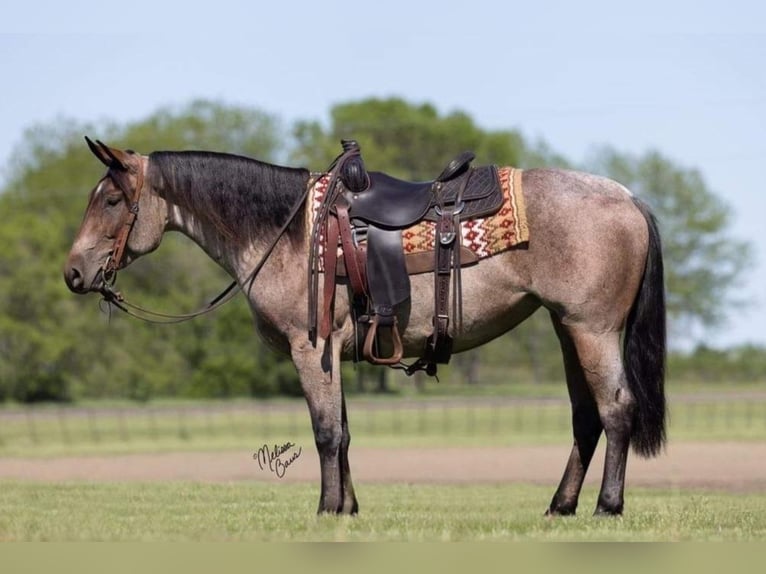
2 1 765 348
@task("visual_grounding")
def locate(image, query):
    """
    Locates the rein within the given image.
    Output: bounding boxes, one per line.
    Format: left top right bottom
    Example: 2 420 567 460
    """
99 168 312 325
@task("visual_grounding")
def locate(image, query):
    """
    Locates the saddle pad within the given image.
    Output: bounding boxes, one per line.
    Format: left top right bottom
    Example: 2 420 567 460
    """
308 166 528 267
403 167 527 258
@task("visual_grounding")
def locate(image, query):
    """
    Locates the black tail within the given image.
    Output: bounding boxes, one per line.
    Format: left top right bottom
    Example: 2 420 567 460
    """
624 198 667 458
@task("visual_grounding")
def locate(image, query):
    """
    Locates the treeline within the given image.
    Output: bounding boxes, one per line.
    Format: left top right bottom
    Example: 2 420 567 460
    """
669 345 766 383
0 98 759 402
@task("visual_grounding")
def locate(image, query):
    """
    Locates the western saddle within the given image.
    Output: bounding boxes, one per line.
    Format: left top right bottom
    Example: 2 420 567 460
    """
308 140 504 376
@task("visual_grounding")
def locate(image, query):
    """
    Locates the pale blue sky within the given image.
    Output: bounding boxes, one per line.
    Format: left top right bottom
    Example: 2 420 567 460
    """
2 1 765 347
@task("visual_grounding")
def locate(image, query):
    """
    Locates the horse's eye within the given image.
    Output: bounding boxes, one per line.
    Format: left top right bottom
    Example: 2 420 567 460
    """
106 195 122 206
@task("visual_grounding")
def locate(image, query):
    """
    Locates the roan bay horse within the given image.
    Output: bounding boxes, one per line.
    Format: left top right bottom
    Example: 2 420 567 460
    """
64 139 665 516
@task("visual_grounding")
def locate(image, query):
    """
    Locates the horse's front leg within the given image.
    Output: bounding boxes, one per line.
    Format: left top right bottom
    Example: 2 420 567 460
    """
339 392 359 513
291 337 358 514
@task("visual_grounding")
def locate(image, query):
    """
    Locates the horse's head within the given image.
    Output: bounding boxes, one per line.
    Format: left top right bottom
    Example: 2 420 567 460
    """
63 138 167 294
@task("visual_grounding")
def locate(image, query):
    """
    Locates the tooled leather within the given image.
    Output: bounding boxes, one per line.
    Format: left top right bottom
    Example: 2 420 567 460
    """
424 166 502 222
343 165 503 228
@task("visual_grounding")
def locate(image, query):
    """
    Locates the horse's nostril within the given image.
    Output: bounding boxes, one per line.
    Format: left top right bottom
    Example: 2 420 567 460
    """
64 266 85 292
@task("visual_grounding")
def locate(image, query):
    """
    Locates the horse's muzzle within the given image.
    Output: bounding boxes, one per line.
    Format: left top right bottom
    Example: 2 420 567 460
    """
63 264 89 294
63 258 106 295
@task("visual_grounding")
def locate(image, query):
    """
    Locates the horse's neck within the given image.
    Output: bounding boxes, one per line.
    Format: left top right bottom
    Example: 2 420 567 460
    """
164 192 308 286
149 151 311 296
164 201 240 275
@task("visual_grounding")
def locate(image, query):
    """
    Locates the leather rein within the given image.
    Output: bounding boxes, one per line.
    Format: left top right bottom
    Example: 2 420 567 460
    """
98 162 312 324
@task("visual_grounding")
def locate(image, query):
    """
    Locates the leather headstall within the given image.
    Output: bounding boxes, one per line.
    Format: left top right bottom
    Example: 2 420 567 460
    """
100 161 145 289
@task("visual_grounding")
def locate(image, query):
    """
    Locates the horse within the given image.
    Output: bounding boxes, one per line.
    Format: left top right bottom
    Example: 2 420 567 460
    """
63 138 666 516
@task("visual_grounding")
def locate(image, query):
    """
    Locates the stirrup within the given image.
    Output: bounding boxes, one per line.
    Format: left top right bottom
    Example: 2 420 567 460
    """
362 315 404 365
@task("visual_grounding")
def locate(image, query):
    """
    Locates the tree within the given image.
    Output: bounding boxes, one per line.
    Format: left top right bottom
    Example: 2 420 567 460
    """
669 343 766 383
591 148 753 337
292 97 527 179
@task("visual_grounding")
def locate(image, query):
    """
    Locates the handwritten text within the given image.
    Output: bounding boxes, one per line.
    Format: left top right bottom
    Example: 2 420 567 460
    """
254 442 302 478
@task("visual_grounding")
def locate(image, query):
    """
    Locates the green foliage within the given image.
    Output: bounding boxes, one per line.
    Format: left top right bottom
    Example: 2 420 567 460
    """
292 97 527 178
0 97 756 402
669 344 766 383
591 148 753 332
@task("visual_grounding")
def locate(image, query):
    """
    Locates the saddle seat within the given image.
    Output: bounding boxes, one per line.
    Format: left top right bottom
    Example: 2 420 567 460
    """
343 172 433 228
343 154 503 229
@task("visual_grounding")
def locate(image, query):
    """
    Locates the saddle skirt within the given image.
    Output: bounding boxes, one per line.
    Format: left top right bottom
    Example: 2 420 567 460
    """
308 166 528 270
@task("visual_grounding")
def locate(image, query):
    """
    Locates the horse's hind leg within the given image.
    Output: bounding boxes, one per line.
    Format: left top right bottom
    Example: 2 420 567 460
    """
559 325 636 515
292 340 358 514
546 314 603 516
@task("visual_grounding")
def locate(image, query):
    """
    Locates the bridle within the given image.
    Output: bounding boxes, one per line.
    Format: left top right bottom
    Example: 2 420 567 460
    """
99 161 145 287
97 158 312 324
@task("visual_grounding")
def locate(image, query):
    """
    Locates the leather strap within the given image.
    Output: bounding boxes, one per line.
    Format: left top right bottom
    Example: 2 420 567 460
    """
309 150 356 341
103 164 145 278
319 214 340 339
451 170 472 334
335 201 367 299
428 207 455 363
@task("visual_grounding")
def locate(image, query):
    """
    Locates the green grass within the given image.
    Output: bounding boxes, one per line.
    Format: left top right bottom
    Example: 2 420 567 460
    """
1 481 764 541
1 396 765 457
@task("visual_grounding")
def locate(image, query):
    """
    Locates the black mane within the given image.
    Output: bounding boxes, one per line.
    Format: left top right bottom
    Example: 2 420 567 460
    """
147 151 310 246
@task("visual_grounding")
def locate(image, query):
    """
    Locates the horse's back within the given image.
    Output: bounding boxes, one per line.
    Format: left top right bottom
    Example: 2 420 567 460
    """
392 168 650 356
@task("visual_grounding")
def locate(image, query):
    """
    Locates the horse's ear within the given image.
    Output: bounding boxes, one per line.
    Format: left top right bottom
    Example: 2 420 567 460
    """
85 136 114 168
85 137 130 171
95 140 130 171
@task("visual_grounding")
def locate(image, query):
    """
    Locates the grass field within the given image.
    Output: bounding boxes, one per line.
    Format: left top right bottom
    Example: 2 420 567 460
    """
1 481 764 541
2 388 765 542
1 393 765 457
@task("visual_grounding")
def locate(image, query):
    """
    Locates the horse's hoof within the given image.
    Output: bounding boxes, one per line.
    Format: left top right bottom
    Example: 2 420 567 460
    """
545 505 577 517
594 505 623 516
343 500 359 515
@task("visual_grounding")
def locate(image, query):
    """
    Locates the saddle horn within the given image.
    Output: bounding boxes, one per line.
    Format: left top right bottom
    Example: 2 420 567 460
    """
339 139 369 193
